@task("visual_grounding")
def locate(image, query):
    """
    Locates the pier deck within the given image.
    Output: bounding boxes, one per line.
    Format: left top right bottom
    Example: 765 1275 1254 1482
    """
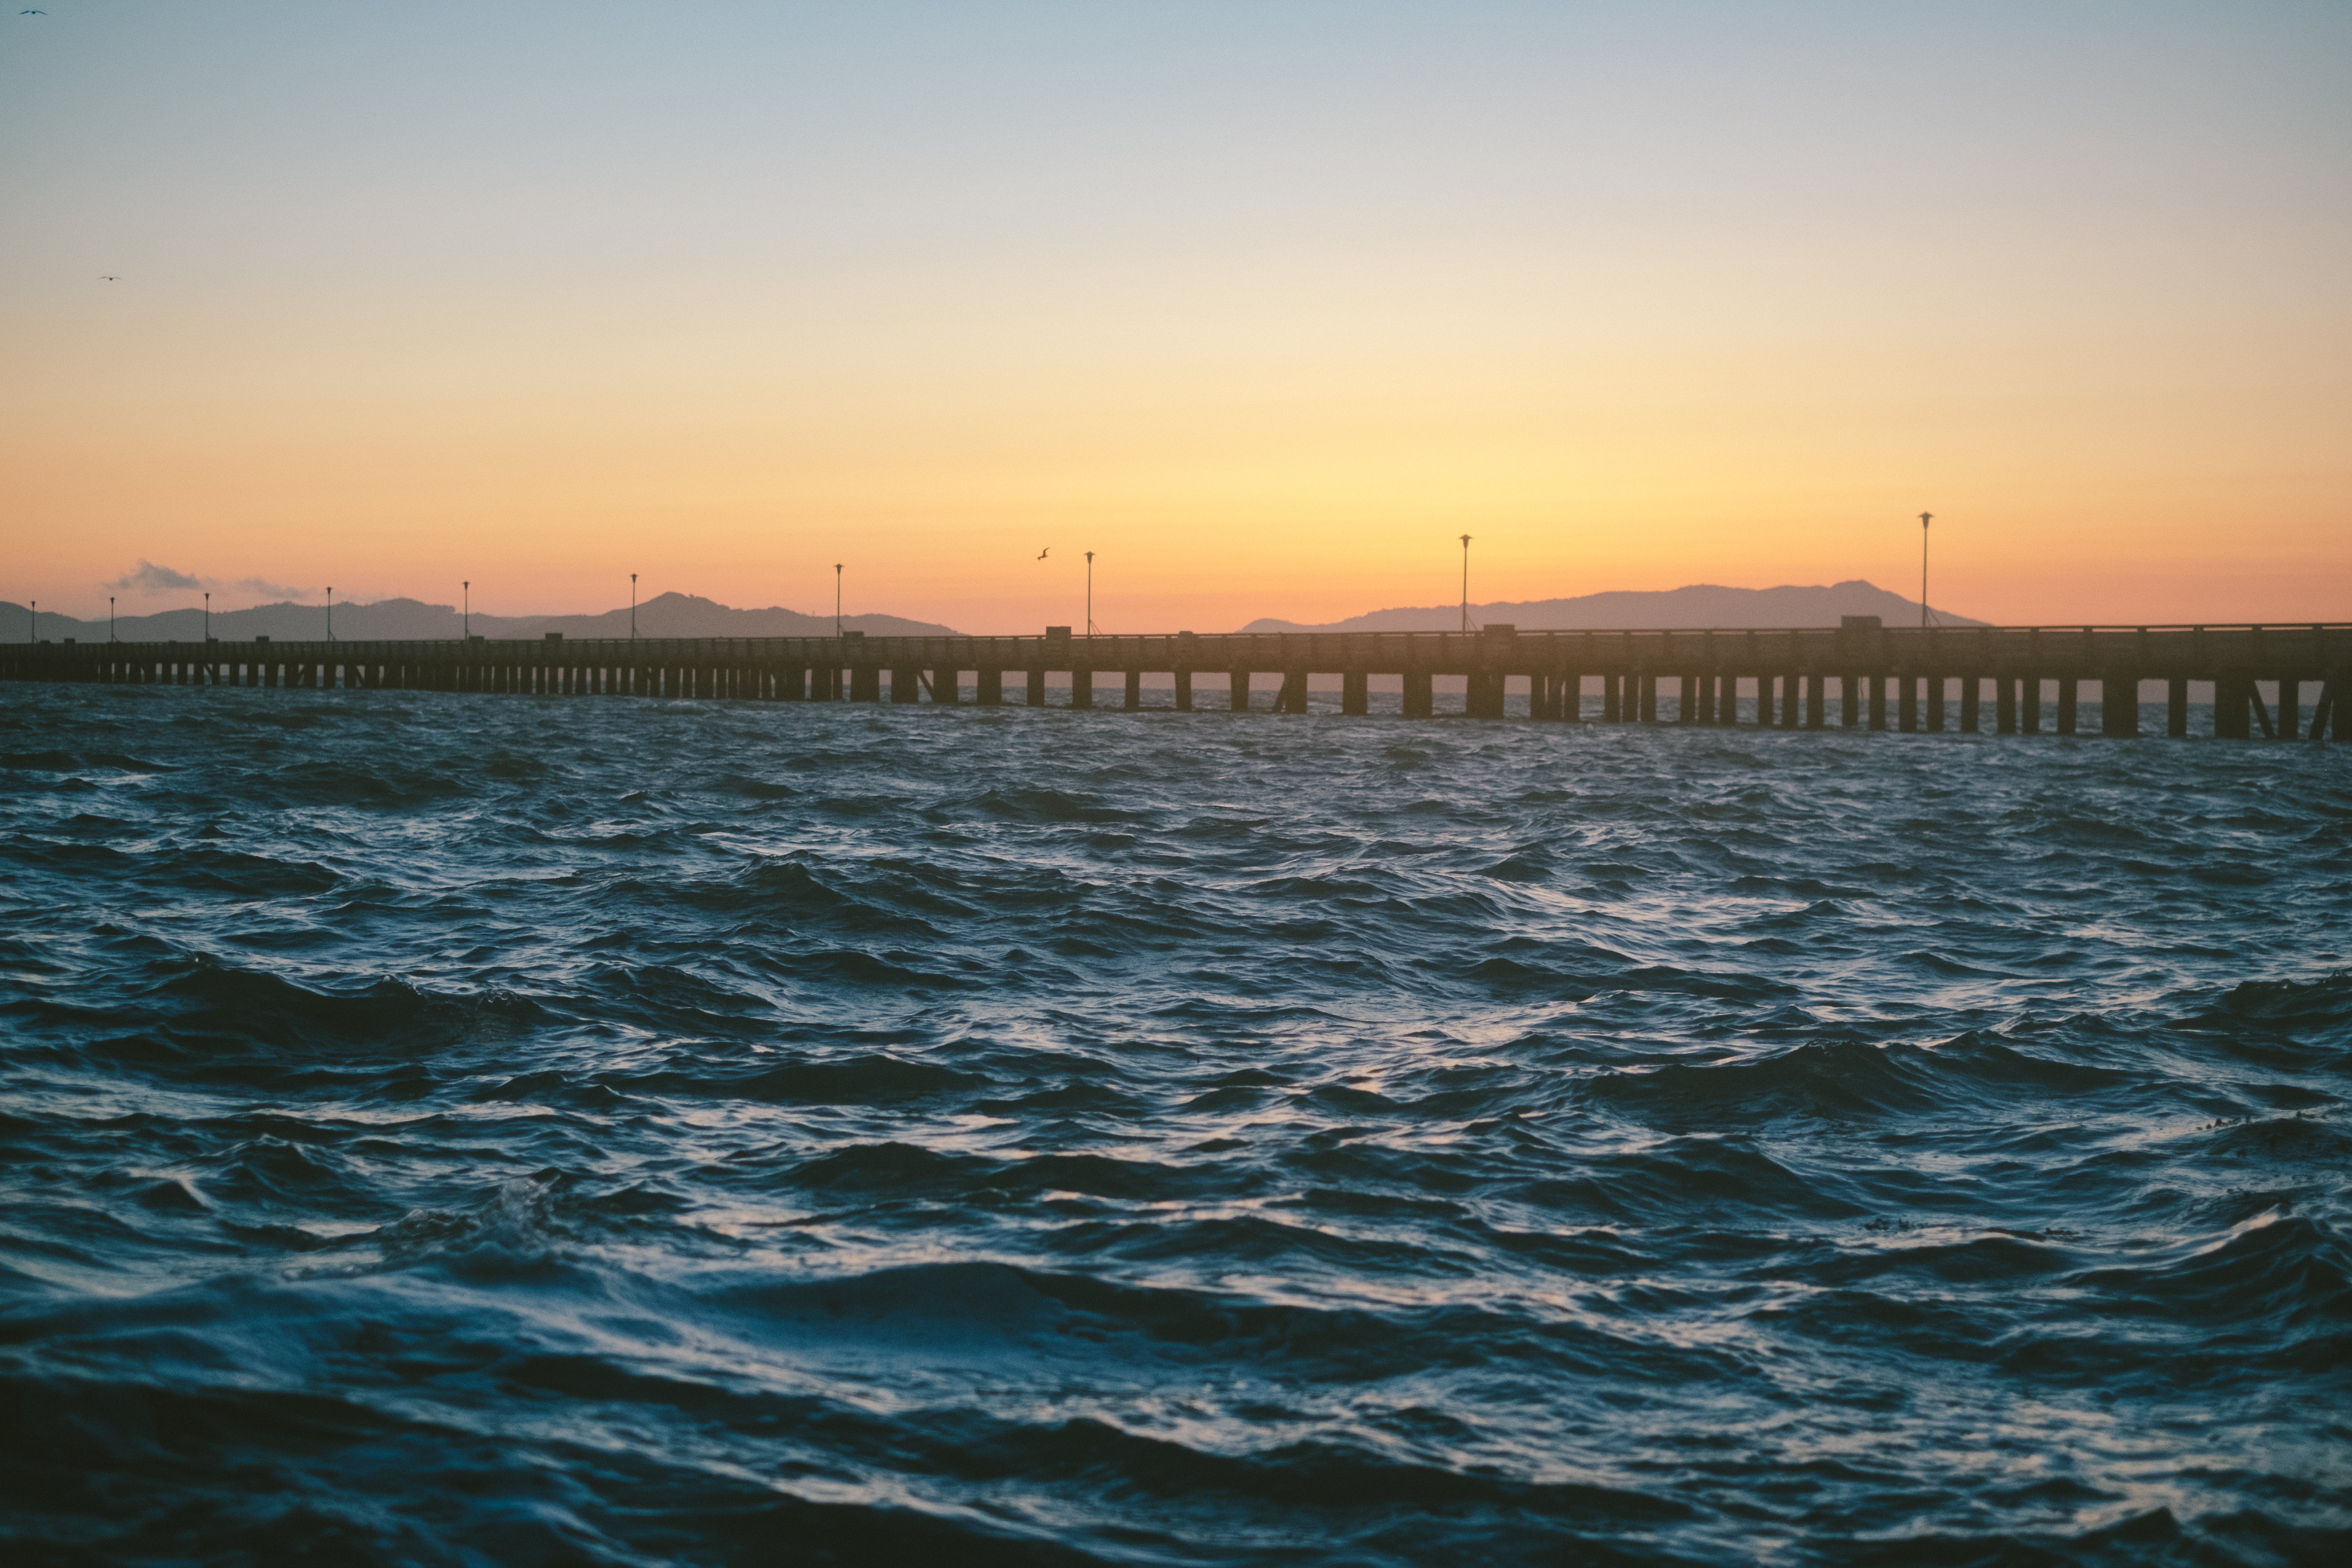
6 621 2344 739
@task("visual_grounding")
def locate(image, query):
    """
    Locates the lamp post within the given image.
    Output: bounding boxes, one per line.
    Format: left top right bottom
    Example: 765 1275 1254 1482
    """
109 596 116 642
203 591 210 641
629 574 637 640
834 564 843 637
326 587 334 641
1459 534 1472 633
26 600 33 643
1085 551 1094 637
463 581 470 638
1918 513 1933 629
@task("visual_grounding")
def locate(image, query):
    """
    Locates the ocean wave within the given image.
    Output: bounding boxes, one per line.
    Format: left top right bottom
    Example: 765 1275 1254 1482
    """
3 682 2347 1565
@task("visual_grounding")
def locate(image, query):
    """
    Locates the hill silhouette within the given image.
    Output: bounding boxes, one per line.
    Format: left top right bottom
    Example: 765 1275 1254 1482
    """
1239 580 1984 633
3 592 956 643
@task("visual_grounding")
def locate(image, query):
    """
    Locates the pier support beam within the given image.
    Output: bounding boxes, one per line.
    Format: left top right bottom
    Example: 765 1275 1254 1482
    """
1717 674 1739 727
1805 674 1825 729
2101 674 2140 737
1869 676 1888 731
1278 670 1309 714
1230 669 1252 713
2279 679 2300 739
2213 677 2248 739
1174 670 1193 711
2021 677 2041 734
933 669 960 704
1638 675 1657 724
1071 667 1094 709
1342 671 1367 716
1026 669 1047 706
2168 678 2189 737
891 667 920 703
977 669 1002 705
1403 670 1432 718
1926 675 1946 733
850 667 880 702
1960 677 1981 734
1898 676 1919 733
1996 677 2016 734
1126 670 1143 711
2057 679 2078 735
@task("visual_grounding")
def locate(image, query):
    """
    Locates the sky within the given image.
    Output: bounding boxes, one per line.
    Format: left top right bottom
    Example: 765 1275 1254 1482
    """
3 1 2347 633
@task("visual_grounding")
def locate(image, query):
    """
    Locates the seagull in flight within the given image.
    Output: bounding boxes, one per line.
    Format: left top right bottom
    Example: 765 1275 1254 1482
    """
99 275 120 281
22 10 47 15
1036 547 1050 560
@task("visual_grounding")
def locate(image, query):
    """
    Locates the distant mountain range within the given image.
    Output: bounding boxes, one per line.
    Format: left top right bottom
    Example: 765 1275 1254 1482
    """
0 592 957 643
1240 580 1984 633
7 579 1982 643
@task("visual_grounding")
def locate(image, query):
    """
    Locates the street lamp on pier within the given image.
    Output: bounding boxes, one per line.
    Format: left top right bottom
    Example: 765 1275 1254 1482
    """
1919 513 1933 629
1459 534 1473 633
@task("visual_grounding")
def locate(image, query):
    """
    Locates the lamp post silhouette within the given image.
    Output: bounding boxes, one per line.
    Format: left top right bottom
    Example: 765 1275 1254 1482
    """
1459 534 1472 633
463 581 470 638
834 564 843 636
629 574 637 639
109 596 115 642
326 587 334 641
1918 513 1933 629
203 591 210 641
1085 551 1095 637
26 600 33 643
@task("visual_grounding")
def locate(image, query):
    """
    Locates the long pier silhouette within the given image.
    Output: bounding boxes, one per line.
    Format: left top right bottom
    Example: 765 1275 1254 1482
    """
6 618 2343 739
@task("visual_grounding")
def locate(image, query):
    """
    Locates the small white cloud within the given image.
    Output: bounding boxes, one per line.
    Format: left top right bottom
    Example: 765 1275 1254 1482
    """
102 562 317 600
235 576 310 600
108 560 203 593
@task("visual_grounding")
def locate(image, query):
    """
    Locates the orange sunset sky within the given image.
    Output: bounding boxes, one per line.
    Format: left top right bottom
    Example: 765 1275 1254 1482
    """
4 2 2347 633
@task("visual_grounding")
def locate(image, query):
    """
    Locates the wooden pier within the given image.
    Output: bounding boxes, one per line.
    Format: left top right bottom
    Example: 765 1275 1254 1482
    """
5 620 2343 740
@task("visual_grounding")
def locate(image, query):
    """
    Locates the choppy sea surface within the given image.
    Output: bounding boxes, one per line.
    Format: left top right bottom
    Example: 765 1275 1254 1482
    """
3 682 2349 1568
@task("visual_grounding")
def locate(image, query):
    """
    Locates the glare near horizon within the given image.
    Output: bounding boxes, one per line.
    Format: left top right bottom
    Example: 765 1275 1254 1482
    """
3 1 2346 632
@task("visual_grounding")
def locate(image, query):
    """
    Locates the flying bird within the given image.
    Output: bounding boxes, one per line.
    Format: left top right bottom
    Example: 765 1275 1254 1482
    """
22 10 47 15
99 275 120 281
1036 547 1050 560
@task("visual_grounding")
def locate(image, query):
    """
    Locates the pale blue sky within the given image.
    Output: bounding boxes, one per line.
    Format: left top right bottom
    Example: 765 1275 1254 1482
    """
5 2 2347 626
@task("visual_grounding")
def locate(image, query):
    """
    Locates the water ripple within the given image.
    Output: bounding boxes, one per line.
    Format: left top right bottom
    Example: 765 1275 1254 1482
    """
2 683 2349 1565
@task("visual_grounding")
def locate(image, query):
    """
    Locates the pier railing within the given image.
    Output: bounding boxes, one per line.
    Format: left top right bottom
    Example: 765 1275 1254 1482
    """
5 621 2344 738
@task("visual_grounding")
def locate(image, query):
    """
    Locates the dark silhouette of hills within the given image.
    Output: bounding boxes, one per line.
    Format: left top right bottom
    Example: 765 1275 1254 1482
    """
1 592 957 642
8 579 1986 643
1239 580 1985 633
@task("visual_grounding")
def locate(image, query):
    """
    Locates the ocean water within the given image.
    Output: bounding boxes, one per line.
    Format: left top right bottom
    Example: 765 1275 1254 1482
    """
3 681 2348 1568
